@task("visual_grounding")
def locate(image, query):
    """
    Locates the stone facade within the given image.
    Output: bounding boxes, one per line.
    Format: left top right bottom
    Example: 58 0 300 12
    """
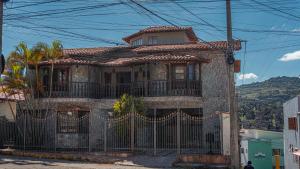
22 26 240 152
29 49 230 150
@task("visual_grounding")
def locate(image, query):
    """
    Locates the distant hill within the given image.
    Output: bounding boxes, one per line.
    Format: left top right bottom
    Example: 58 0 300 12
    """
238 76 300 131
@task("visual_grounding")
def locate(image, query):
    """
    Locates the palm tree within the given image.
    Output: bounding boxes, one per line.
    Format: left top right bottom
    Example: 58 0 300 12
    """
4 42 31 94
47 40 63 98
4 40 63 104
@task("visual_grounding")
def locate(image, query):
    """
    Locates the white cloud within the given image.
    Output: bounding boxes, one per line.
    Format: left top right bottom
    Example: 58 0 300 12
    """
279 50 300 62
292 28 300 32
238 73 258 80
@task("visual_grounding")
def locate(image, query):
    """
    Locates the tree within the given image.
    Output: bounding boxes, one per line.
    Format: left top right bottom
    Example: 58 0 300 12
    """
2 41 64 119
113 94 145 117
4 41 63 97
46 40 63 97
4 42 31 94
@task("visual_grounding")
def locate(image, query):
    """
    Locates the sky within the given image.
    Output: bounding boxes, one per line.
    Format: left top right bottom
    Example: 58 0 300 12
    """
3 0 300 85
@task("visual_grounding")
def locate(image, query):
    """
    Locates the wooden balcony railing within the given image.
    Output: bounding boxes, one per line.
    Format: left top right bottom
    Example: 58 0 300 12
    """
39 80 202 99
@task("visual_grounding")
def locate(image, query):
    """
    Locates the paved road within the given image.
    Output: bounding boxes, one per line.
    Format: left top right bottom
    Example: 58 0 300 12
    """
0 155 176 169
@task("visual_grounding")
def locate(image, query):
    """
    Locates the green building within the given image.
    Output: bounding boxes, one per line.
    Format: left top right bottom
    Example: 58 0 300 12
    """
240 129 284 169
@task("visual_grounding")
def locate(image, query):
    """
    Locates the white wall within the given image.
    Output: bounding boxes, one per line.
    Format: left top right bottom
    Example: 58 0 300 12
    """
221 112 230 155
283 96 300 169
0 101 16 121
241 140 249 166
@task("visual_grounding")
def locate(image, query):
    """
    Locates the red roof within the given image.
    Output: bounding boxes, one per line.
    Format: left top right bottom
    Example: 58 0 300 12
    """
122 26 198 43
62 40 241 57
0 86 24 101
38 58 97 65
133 41 241 53
39 54 209 66
104 54 210 66
63 47 111 57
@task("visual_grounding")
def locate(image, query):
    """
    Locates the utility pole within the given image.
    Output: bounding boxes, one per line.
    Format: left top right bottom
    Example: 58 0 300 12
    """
0 0 3 55
0 0 6 74
226 0 240 169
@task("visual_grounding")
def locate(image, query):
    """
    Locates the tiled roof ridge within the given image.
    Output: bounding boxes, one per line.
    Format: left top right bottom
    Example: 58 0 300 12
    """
63 40 241 53
38 53 210 66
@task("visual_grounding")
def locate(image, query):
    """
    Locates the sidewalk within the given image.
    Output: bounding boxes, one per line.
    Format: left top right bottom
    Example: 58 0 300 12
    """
0 149 176 168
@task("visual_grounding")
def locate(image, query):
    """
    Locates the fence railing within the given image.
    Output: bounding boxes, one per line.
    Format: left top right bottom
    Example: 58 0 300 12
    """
0 111 221 155
39 80 202 99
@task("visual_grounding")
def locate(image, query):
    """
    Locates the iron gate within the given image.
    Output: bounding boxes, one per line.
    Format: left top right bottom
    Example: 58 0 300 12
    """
0 111 222 155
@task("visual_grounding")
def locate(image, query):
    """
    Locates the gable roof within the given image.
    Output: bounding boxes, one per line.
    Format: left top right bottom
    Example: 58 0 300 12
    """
38 54 210 66
37 40 240 66
63 40 241 57
133 41 241 53
122 26 198 43
0 86 24 101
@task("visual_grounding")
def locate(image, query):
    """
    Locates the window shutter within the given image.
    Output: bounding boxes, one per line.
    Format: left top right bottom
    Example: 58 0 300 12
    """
288 117 298 130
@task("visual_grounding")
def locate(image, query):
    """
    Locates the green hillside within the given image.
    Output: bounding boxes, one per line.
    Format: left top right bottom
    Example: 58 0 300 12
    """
238 76 300 131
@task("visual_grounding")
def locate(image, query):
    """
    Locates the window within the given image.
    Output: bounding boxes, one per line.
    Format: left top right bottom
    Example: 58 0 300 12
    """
104 72 111 84
175 66 185 80
272 149 280 156
148 36 158 45
288 117 298 130
188 64 195 80
241 148 244 153
143 70 150 80
42 68 68 91
132 38 143 46
53 68 69 84
57 111 89 134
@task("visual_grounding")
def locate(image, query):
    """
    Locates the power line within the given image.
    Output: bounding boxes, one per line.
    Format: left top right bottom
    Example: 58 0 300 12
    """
5 2 123 20
128 0 177 26
5 0 63 10
251 0 300 21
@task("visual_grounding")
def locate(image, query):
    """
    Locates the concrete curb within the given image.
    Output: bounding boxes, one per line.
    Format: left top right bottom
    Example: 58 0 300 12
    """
0 149 125 164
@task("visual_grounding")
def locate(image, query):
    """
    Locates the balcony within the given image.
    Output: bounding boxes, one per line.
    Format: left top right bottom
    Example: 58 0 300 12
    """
39 80 202 99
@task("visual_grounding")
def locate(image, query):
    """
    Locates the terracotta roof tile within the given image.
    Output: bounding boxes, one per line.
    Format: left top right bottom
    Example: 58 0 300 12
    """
39 54 209 66
62 40 241 57
101 54 209 66
134 41 241 53
38 58 97 65
0 86 24 101
40 40 241 66
63 47 111 57
123 26 198 43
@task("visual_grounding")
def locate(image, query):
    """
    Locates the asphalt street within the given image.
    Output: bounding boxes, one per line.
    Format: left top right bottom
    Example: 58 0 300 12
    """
0 155 175 169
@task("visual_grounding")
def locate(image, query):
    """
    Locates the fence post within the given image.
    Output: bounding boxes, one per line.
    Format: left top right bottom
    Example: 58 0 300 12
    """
130 112 135 152
54 111 57 152
23 112 26 151
176 109 180 155
88 111 91 152
104 120 107 152
154 108 157 156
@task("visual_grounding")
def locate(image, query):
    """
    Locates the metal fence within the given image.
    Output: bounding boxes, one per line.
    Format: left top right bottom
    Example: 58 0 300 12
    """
0 111 222 155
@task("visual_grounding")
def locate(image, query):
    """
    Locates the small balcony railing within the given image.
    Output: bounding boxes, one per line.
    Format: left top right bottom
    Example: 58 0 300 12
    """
39 80 202 99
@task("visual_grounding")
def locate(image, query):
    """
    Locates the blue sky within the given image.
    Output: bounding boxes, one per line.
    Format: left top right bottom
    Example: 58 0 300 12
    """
3 0 300 85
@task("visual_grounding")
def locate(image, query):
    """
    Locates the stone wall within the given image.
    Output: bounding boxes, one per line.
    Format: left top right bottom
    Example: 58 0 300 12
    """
71 65 89 82
24 49 232 153
149 63 167 80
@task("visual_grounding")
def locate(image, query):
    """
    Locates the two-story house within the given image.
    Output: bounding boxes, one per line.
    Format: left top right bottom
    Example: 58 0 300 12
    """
24 26 241 153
